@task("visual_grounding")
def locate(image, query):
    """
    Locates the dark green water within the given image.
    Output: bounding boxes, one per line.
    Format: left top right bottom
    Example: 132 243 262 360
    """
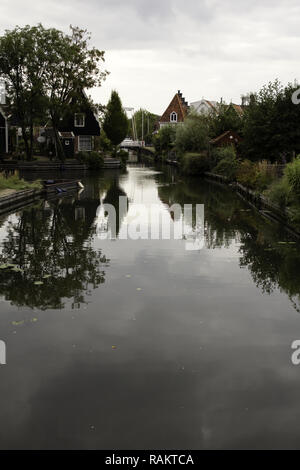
0 164 300 449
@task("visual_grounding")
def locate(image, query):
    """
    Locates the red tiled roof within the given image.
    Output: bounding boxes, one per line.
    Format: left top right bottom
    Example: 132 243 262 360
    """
159 92 189 123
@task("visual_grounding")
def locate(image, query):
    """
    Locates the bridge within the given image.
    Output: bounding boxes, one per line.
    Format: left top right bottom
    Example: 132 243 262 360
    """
120 139 145 150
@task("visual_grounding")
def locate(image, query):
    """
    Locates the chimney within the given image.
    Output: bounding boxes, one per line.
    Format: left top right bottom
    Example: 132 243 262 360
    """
177 90 182 97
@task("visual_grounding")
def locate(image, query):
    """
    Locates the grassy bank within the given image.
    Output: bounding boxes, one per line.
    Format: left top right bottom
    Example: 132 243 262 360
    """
0 173 42 194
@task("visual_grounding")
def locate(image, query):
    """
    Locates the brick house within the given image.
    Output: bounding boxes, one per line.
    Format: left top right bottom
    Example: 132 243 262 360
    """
158 90 189 129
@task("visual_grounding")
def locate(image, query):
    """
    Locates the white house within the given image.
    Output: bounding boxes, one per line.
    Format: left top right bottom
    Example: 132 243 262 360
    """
190 99 219 115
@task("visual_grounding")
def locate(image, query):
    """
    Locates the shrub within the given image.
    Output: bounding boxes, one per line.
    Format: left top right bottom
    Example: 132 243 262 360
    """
117 149 129 166
77 151 104 170
182 153 210 175
264 177 290 209
175 114 209 153
236 159 258 188
213 146 238 181
284 157 300 198
153 125 176 154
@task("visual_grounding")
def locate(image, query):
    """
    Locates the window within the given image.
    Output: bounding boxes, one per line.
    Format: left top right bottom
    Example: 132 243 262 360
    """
170 111 177 122
74 113 85 127
78 135 92 151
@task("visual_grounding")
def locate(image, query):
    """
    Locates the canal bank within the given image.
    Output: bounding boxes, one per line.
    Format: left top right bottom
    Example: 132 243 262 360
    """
0 179 81 215
204 171 300 239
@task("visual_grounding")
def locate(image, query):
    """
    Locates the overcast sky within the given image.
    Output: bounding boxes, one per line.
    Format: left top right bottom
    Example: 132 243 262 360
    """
1 0 299 115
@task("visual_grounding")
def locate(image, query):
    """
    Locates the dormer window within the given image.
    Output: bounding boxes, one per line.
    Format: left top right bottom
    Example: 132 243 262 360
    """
74 113 85 127
170 111 177 122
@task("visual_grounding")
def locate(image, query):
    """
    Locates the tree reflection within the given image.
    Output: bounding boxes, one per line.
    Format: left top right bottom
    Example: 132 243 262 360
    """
158 173 300 312
0 195 109 310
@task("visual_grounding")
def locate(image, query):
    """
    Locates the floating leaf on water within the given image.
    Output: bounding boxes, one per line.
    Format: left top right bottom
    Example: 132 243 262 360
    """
34 281 44 286
0 264 9 269
12 267 23 273
136 287 142 291
125 274 131 278
31 318 38 323
12 320 24 326
42 275 51 279
112 345 117 350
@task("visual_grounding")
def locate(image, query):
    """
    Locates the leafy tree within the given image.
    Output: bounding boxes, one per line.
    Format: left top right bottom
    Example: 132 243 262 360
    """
209 102 243 138
175 113 209 154
0 25 48 160
0 24 108 161
103 90 128 155
42 26 108 160
153 125 176 154
241 80 284 162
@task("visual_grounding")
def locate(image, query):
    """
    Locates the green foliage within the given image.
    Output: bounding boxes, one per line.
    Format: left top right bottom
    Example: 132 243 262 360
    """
117 149 129 166
209 102 243 138
128 108 159 143
182 153 210 175
77 151 104 169
0 24 108 161
175 114 209 153
236 160 258 189
97 129 112 152
242 80 300 162
103 90 128 148
284 157 300 197
153 125 176 154
213 146 239 181
0 173 41 191
264 177 290 209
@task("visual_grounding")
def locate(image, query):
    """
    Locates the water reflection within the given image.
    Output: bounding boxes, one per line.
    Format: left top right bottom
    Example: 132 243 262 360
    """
1 165 300 449
157 174 300 312
0 195 108 310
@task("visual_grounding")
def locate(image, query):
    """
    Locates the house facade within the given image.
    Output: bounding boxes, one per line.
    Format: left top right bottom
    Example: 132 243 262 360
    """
190 99 219 115
158 90 189 129
58 92 100 155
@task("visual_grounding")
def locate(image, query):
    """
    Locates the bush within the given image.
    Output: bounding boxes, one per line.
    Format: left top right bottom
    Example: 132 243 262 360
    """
182 153 210 175
175 114 209 153
213 146 239 181
284 157 300 198
117 149 129 167
77 151 104 170
264 177 290 208
236 159 258 188
153 125 176 154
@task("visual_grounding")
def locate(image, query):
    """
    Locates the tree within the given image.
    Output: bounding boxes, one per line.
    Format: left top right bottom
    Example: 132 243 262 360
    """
42 25 108 160
102 90 128 155
175 113 209 154
153 125 176 154
242 80 283 162
0 25 48 160
208 102 243 138
0 24 108 161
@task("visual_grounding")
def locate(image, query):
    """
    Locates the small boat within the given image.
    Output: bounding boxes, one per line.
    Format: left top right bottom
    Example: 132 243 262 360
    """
43 179 83 194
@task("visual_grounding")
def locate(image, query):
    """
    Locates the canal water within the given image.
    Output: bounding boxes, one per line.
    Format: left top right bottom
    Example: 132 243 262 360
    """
0 163 300 449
